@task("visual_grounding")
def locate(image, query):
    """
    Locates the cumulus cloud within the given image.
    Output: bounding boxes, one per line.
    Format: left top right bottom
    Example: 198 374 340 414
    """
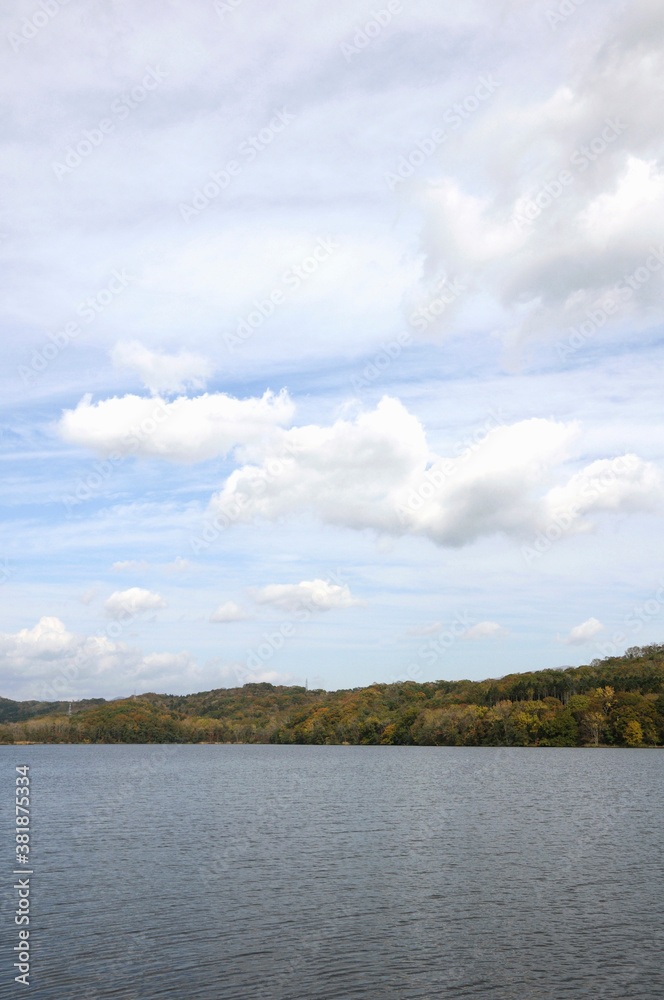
103 588 167 620
211 395 429 533
578 157 664 250
463 621 509 640
208 397 661 549
0 617 77 662
210 601 251 623
414 5 664 353
543 456 662 519
252 579 364 614
419 163 664 352
0 617 200 700
58 389 294 464
557 617 605 645
111 340 215 396
0 617 291 700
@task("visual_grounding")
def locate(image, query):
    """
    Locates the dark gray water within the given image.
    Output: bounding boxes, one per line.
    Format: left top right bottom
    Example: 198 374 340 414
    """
1 745 662 999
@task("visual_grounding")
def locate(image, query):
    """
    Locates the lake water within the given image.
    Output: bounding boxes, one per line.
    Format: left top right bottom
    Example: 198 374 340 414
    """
1 745 662 999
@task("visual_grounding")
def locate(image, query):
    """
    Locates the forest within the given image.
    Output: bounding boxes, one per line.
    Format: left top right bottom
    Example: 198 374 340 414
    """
1 645 664 747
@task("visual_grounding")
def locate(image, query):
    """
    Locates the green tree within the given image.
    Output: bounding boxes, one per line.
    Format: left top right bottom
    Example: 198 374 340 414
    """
539 709 578 747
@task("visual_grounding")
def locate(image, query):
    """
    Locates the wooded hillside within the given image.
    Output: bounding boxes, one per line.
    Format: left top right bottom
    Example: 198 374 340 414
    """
2 645 663 747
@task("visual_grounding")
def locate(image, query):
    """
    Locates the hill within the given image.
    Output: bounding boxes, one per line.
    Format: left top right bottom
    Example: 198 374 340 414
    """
2 645 664 747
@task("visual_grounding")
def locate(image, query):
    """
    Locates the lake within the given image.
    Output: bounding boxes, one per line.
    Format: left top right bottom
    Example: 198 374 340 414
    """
1 745 662 999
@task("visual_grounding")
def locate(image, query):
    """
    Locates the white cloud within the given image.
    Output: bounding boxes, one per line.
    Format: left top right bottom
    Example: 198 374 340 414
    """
211 395 430 533
0 617 77 662
208 397 662 549
416 11 664 354
579 157 664 250
163 557 194 575
111 340 215 396
0 617 200 699
543 456 662 521
558 617 605 645
0 617 132 682
252 579 364 614
210 601 251 623
58 389 294 464
112 560 150 573
103 588 167 620
463 621 509 640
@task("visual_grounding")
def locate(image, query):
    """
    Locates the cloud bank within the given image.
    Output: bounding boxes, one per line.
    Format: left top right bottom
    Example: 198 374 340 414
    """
208 396 661 548
0 617 199 700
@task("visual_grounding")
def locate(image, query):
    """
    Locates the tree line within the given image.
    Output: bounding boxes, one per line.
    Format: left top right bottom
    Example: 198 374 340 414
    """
2 645 664 747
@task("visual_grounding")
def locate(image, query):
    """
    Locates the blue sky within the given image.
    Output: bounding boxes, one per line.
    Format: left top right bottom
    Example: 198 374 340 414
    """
2 0 664 700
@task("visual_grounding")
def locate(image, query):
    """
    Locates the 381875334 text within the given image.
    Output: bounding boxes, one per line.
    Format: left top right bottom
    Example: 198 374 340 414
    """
13 765 32 987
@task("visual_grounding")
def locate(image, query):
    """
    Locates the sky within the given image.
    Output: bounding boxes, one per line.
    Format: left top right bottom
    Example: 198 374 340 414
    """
1 0 664 701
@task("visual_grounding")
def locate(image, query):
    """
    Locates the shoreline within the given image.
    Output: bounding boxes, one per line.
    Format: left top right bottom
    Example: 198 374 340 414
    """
3 741 663 748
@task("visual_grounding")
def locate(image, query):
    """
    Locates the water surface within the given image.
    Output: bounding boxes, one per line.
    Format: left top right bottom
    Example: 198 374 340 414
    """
1 745 662 999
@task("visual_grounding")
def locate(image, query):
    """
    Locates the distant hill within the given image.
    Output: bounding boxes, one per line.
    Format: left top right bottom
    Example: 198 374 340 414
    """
0 696 106 724
2 645 664 747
